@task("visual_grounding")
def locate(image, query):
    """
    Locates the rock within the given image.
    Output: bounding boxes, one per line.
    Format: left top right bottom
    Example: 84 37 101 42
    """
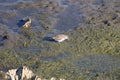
5 66 35 80
52 34 69 42
35 76 42 80
18 66 34 80
5 69 18 80
50 77 56 80
60 78 65 80
4 66 65 80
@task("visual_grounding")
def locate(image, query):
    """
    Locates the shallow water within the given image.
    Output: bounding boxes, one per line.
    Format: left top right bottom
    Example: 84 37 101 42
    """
55 5 84 31
40 52 68 62
0 0 120 77
0 0 85 32
0 0 120 32
0 0 41 32
74 54 120 74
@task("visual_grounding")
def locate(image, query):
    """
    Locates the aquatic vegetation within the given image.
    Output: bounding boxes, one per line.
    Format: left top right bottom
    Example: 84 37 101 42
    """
0 0 120 79
0 25 120 79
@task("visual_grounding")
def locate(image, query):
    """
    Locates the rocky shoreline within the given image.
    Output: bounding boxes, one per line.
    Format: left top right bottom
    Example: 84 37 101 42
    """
1 66 65 80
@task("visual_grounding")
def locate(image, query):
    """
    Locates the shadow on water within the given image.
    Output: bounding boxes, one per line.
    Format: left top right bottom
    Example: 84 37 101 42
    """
43 36 59 43
17 19 26 28
43 37 54 42
73 54 120 74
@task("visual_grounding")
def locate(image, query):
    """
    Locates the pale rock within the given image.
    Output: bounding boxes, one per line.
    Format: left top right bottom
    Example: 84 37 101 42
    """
5 69 18 80
60 78 65 80
21 66 34 80
5 66 35 80
35 76 42 80
4 66 65 80
51 77 56 80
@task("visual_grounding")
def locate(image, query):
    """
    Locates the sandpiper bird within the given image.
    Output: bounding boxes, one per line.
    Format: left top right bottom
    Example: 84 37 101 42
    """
22 17 31 29
52 34 69 42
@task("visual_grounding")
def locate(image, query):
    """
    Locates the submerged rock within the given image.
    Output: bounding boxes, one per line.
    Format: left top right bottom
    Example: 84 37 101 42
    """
52 34 69 42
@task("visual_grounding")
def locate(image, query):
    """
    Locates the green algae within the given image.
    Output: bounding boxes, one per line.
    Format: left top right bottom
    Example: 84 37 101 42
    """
0 25 120 80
